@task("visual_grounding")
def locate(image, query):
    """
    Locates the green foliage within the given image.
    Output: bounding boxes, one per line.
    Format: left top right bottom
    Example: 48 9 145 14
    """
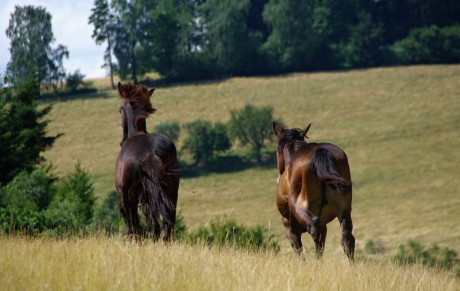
201 0 266 75
5 5 68 89
92 190 122 234
65 70 86 92
185 217 279 252
153 121 181 143
332 11 388 68
45 164 95 233
183 120 231 165
0 168 52 233
0 76 58 185
392 25 460 65
364 239 385 255
228 104 277 162
394 240 459 276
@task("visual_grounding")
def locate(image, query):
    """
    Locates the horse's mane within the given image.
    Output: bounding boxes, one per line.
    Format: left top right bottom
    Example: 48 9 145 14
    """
277 128 307 153
119 83 156 118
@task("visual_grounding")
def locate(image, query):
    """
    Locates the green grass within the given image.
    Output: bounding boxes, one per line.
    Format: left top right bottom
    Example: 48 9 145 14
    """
41 65 460 254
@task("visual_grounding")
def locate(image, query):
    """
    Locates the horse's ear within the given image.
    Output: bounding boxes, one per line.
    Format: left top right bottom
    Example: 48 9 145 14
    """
147 88 155 97
118 82 125 97
302 123 312 139
272 122 283 137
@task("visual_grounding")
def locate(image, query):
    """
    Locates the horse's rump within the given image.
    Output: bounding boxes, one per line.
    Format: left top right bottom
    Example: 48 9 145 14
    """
310 145 352 195
139 153 175 225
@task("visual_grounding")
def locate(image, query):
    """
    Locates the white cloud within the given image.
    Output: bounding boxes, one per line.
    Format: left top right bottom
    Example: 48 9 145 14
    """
0 0 106 79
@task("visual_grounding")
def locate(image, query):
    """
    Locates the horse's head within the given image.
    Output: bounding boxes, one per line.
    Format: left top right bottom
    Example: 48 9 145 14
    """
272 122 311 175
118 82 156 146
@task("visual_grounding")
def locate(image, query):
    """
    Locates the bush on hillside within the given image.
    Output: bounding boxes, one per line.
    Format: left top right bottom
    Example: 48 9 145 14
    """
183 120 231 166
92 190 123 234
394 240 459 276
45 164 95 234
65 70 86 92
0 168 53 233
228 104 280 162
153 121 181 143
184 217 279 252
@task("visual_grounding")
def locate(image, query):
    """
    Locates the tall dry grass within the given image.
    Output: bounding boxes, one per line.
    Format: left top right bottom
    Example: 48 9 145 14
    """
0 235 458 290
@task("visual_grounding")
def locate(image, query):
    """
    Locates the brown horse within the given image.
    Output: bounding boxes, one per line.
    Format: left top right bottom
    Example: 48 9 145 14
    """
273 122 355 260
115 82 180 241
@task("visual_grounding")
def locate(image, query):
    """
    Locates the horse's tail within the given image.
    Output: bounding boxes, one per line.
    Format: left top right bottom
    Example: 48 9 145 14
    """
311 146 352 195
139 154 175 225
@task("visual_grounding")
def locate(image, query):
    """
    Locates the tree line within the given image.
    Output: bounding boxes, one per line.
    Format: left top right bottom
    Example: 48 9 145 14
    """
89 0 460 84
3 1 460 89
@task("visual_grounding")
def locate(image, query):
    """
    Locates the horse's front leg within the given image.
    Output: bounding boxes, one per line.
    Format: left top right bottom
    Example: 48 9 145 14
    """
282 217 303 256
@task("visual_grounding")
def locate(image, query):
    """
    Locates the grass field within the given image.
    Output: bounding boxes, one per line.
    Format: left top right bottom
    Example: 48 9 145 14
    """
40 65 460 255
2 64 459 289
0 235 458 290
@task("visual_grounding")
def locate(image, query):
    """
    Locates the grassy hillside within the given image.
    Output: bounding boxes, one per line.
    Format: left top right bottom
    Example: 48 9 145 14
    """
0 235 458 290
41 65 460 255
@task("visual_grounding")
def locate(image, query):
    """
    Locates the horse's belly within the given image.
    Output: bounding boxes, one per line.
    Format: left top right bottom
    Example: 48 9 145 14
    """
318 205 336 225
276 177 290 218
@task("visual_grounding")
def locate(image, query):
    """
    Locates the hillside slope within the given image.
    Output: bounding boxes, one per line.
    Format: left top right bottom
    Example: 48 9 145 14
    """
42 65 460 253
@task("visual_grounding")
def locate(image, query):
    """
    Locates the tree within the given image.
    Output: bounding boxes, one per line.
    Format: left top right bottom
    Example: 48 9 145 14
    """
228 104 277 162
5 5 68 89
153 121 181 143
111 0 151 83
147 0 193 79
261 0 321 72
89 0 116 89
201 0 267 75
183 120 231 165
0 75 59 185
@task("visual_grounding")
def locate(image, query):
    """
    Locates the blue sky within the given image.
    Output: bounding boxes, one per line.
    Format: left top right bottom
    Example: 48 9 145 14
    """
1 0 106 79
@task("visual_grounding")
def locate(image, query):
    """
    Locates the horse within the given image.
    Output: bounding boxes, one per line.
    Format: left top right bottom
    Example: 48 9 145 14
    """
115 82 180 241
272 122 355 260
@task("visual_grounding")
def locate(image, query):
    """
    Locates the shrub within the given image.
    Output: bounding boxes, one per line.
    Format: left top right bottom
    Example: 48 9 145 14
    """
45 164 95 233
92 190 123 234
186 217 279 252
153 121 180 143
183 120 231 165
364 239 385 255
394 240 459 276
0 168 53 233
65 70 85 92
228 104 279 162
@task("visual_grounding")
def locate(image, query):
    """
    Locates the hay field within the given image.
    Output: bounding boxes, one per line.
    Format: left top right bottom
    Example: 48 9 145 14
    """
0 235 458 290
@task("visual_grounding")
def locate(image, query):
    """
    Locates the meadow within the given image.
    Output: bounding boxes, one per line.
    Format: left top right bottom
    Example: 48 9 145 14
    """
2 65 458 289
0 235 458 290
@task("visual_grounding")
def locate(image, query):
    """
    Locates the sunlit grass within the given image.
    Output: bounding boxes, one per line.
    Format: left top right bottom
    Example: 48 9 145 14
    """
0 235 458 290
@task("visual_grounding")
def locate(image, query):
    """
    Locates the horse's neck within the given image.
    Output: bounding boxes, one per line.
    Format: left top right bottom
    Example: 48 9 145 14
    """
127 114 147 139
283 141 306 166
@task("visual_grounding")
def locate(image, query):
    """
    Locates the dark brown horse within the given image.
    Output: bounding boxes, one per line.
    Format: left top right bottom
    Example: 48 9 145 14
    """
115 82 179 241
273 122 355 260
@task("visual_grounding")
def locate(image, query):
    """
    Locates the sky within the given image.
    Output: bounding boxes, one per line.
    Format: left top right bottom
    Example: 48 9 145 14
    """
0 0 106 79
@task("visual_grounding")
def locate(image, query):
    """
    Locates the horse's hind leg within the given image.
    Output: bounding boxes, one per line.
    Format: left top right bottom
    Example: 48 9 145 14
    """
282 217 303 256
162 208 176 242
339 211 355 261
142 204 161 240
315 224 327 258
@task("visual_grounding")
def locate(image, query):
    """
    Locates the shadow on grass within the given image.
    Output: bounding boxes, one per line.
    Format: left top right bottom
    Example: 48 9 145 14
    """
39 88 110 102
180 153 277 178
